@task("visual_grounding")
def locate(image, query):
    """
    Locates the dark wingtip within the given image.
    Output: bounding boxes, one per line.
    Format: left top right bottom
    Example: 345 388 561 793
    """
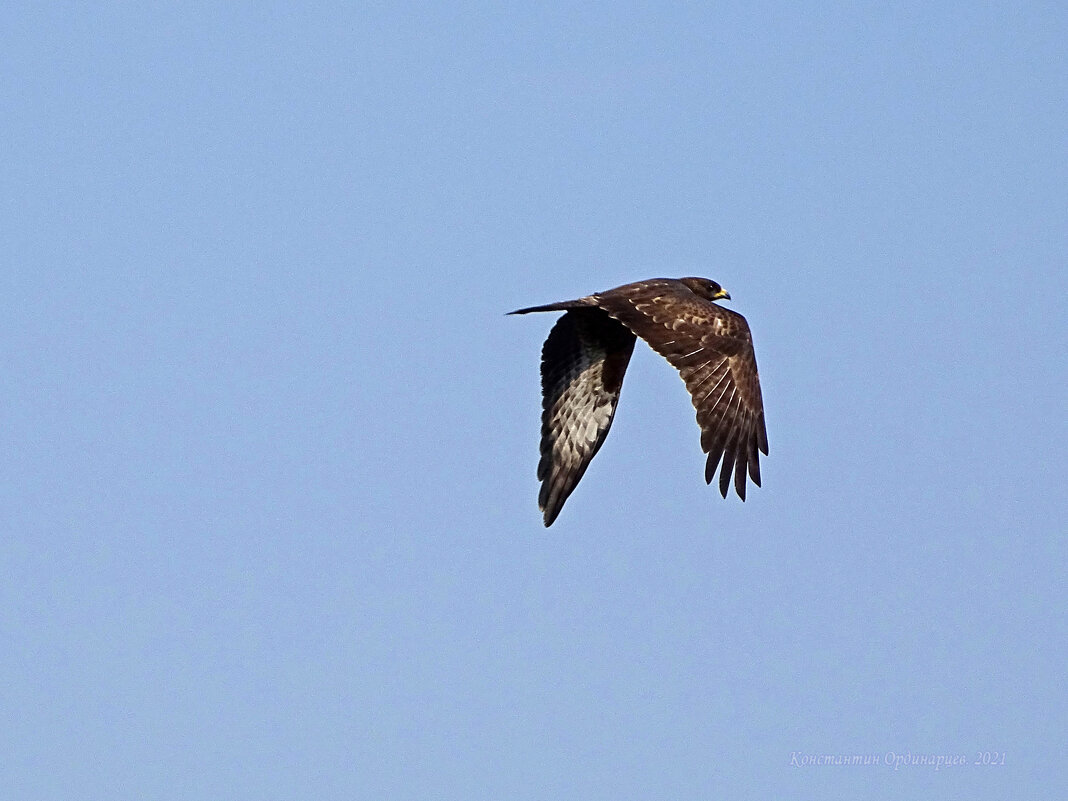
539 493 561 527
705 444 725 485
718 469 730 498
734 451 748 500
718 446 734 498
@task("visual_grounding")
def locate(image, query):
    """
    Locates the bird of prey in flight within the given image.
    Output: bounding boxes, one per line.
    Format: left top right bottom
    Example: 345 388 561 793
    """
509 277 768 526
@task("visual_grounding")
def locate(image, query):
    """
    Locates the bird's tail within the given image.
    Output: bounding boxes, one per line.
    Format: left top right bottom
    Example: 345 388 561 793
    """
507 299 593 315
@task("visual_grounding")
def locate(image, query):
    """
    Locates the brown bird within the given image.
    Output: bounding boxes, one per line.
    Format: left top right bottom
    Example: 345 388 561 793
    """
509 277 768 526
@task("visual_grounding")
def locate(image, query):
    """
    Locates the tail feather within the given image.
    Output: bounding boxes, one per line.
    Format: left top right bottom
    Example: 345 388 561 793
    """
508 299 593 315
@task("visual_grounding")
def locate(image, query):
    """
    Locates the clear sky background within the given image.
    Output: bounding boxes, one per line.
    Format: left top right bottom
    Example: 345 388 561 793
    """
2 2 1065 799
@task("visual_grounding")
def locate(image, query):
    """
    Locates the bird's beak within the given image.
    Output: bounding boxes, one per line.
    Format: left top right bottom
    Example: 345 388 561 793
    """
713 288 731 301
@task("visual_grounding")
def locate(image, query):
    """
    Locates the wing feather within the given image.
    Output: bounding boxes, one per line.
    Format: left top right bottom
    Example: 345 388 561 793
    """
536 309 636 526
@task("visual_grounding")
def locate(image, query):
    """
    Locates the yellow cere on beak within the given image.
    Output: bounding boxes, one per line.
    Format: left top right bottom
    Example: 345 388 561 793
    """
713 288 731 300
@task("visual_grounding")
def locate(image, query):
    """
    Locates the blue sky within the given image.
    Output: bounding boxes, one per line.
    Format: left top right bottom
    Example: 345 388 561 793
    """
2 2 1065 798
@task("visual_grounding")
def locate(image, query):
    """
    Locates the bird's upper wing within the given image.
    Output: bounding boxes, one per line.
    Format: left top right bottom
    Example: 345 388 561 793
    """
537 308 636 526
592 280 768 499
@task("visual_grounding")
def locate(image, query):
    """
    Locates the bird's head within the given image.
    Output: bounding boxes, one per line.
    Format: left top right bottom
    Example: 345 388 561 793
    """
680 277 731 302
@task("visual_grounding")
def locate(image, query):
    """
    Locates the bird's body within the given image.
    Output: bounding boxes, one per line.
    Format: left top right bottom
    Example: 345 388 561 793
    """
510 277 768 526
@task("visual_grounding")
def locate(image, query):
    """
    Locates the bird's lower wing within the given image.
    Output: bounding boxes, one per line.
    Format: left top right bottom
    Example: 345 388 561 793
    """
537 309 636 526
